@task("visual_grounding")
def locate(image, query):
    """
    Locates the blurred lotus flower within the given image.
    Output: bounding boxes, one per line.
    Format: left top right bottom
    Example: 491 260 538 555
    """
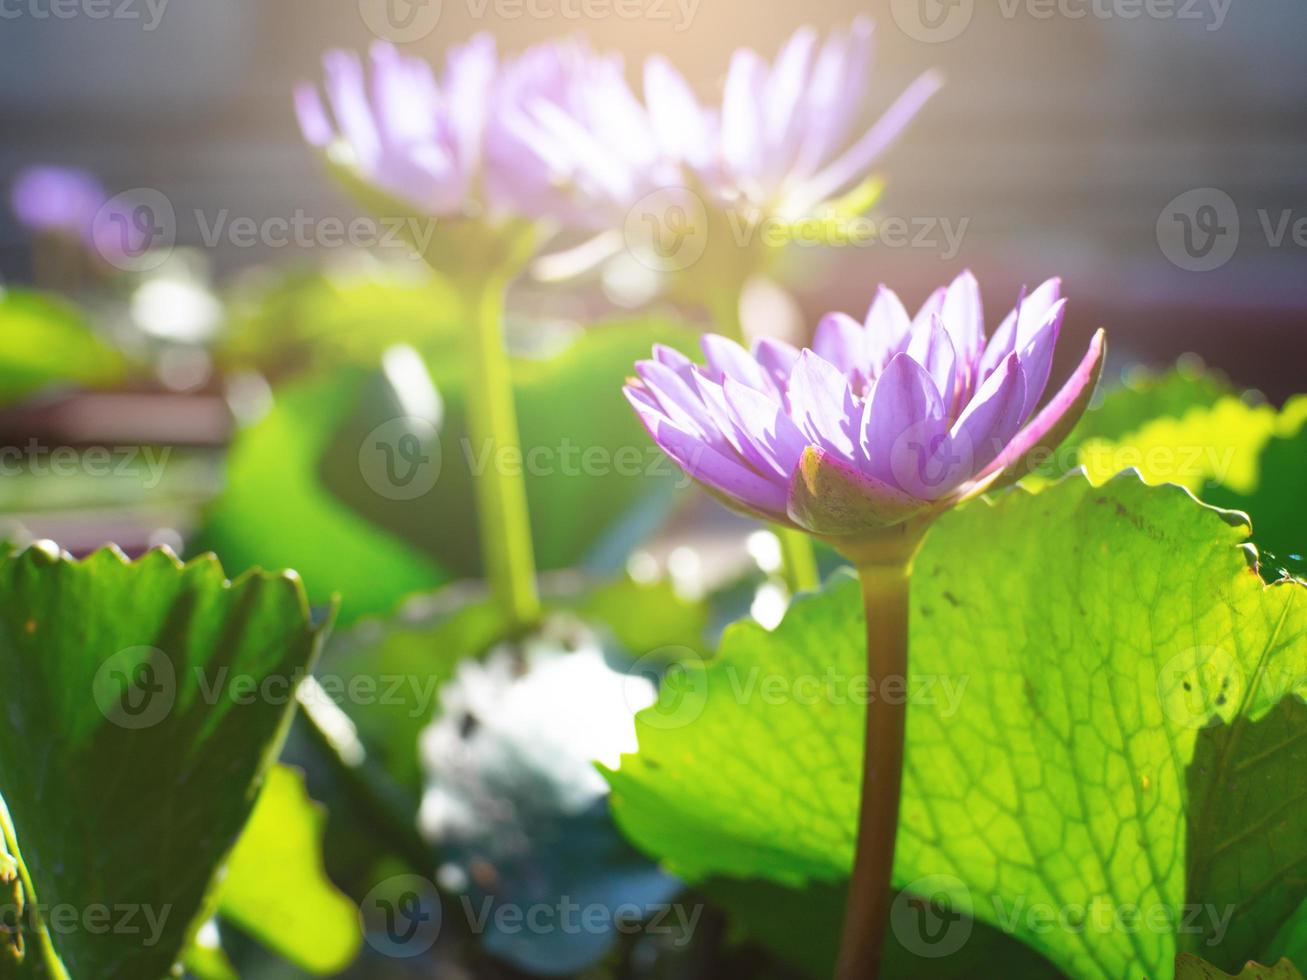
644 18 942 222
10 165 105 238
296 35 669 234
419 630 678 975
626 272 1106 543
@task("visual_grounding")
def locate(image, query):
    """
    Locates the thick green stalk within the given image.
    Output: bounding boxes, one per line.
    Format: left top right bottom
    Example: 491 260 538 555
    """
459 276 541 632
833 536 921 980
0 797 70 979
707 289 820 595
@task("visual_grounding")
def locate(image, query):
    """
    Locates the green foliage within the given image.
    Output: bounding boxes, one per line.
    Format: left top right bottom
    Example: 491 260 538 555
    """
194 367 456 626
1186 698 1307 969
218 268 465 379
0 544 331 978
201 317 700 625
321 316 701 578
1035 362 1233 478
1207 421 1307 577
214 765 361 975
574 576 710 658
0 288 126 404
605 473 1307 979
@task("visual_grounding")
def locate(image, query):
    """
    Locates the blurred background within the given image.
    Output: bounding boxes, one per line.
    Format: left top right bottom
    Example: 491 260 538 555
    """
3 4 1306 977
4 0 1307 389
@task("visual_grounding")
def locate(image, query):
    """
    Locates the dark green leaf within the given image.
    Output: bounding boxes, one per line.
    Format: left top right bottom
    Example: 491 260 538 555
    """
0 544 331 978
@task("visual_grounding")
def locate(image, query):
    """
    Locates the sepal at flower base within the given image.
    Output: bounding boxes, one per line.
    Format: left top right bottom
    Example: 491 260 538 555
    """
787 445 926 537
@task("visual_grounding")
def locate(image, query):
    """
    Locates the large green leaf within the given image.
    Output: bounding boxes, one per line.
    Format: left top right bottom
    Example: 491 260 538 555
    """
1207 422 1307 577
605 473 1307 979
194 367 455 626
1033 363 1233 480
214 765 360 975
202 318 699 626
0 289 126 405
319 317 701 578
1072 397 1307 495
0 544 331 978
1049 393 1307 579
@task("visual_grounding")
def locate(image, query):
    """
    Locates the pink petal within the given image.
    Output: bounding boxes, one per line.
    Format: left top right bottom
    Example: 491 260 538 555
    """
294 84 333 148
912 287 947 333
785 69 943 216
722 376 809 480
907 315 958 415
787 350 859 458
644 55 711 167
630 397 790 520
951 352 1028 478
812 312 867 377
979 278 1062 379
634 360 718 445
939 269 984 365
701 334 769 392
752 337 801 393
721 49 767 180
974 328 1107 490
865 285 913 368
862 352 953 498
1015 298 1067 421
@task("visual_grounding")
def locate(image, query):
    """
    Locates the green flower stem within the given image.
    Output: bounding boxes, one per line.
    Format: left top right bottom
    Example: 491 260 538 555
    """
708 288 821 595
0 797 70 979
459 275 541 633
777 523 821 594
834 531 924 980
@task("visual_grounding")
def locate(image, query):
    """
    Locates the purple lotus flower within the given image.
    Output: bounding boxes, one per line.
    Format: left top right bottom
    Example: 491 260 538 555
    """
296 36 668 231
643 18 942 220
10 165 106 238
626 272 1105 539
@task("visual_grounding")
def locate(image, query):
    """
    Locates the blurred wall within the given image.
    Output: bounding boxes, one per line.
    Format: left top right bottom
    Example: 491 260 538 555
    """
3 0 1306 390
